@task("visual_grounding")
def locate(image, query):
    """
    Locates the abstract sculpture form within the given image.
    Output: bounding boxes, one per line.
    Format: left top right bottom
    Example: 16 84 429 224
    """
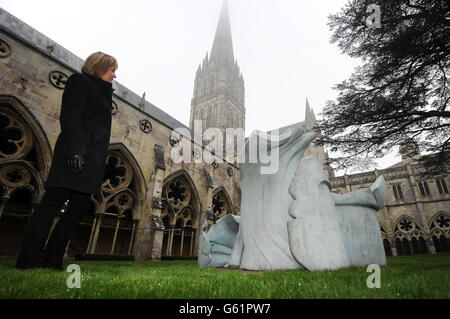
198 128 387 271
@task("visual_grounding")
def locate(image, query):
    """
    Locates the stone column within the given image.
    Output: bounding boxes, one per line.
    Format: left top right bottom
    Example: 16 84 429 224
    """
90 213 104 254
196 189 213 253
180 229 185 256
110 215 123 254
164 232 170 256
167 227 174 256
149 199 165 259
86 216 98 253
190 229 196 256
128 219 139 255
426 234 437 254
134 144 166 261
0 198 9 219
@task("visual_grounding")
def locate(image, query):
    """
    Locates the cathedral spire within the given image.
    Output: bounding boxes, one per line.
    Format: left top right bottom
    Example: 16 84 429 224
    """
210 0 235 66
305 98 317 129
190 0 245 136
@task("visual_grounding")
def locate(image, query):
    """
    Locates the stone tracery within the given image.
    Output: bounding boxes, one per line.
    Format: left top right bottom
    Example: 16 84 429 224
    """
82 148 144 256
393 215 428 255
0 110 33 160
211 187 234 222
161 174 200 257
429 212 450 253
0 97 52 256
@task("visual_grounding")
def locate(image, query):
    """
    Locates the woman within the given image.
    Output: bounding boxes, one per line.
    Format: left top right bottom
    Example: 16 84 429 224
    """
15 52 118 270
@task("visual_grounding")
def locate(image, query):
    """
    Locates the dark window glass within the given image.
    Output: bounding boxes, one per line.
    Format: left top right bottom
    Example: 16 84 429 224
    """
437 179 448 194
423 182 430 195
396 185 403 199
419 183 425 196
393 185 399 199
436 180 443 194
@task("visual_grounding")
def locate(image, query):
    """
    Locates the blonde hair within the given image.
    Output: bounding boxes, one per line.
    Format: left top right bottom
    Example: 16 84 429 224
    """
81 52 118 78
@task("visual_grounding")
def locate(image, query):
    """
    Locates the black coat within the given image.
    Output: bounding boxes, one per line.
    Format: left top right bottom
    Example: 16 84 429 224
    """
44 73 113 196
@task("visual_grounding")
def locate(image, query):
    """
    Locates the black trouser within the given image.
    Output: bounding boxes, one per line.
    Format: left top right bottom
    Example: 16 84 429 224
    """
15 187 91 269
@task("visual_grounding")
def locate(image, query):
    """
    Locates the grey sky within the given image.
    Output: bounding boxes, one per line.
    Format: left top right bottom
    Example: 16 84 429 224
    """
0 0 401 174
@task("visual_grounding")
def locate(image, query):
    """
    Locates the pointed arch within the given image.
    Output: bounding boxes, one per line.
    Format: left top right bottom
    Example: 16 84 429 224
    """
162 168 202 217
105 189 138 217
429 211 450 253
428 211 450 232
76 143 147 257
107 144 147 193
393 214 422 234
101 143 147 220
161 169 201 257
0 95 55 257
0 95 53 200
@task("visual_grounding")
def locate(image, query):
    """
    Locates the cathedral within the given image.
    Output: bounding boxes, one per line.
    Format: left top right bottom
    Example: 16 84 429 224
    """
0 1 448 261
330 144 450 256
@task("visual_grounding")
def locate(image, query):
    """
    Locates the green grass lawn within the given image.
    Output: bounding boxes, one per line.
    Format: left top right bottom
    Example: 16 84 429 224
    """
0 253 449 299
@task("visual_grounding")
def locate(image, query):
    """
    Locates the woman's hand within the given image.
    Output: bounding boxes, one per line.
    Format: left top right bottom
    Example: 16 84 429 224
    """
65 154 86 174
